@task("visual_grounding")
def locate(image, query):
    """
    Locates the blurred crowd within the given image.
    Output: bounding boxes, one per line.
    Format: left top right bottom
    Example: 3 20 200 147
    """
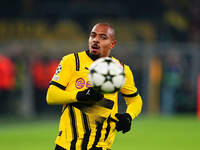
0 0 200 43
0 0 199 117
0 42 198 117
0 48 60 116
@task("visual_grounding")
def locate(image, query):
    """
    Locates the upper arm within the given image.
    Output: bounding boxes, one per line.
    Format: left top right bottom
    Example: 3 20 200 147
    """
46 54 77 105
50 54 75 88
120 65 138 96
120 65 142 118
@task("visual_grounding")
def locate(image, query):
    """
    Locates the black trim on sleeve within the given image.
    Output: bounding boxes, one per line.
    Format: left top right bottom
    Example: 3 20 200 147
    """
98 98 114 109
49 81 66 90
121 91 139 97
72 98 114 111
74 53 80 71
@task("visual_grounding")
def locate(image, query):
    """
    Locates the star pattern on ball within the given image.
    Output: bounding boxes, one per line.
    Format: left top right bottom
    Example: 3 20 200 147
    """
88 57 125 93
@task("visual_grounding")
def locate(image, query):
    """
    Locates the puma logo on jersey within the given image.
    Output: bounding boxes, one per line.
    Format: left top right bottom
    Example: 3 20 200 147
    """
86 89 91 95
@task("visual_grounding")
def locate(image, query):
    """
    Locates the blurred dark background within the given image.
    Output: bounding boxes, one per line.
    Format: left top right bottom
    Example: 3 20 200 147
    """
0 0 200 118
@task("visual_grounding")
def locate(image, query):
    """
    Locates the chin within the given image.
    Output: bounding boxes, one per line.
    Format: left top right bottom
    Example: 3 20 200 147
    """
91 50 99 55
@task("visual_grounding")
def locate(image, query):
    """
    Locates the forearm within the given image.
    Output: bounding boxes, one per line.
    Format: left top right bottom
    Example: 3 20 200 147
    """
125 95 143 119
46 85 77 105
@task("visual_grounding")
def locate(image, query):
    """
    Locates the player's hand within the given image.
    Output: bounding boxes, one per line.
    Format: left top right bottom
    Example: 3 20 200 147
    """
76 87 104 103
115 113 132 134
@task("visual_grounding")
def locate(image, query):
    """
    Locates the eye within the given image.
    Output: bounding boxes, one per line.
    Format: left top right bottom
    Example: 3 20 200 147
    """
90 33 96 38
101 35 107 40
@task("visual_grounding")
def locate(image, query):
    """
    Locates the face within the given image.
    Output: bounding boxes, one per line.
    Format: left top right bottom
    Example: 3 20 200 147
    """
88 24 116 58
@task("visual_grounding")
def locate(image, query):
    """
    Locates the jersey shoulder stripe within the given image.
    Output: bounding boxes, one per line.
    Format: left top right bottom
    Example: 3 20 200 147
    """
74 53 80 71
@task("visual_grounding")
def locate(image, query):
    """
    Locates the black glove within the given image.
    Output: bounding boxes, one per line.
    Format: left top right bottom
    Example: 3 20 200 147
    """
115 113 132 134
76 87 103 103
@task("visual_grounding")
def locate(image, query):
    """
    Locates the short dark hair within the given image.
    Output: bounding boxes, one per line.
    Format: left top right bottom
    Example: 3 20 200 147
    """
94 23 116 40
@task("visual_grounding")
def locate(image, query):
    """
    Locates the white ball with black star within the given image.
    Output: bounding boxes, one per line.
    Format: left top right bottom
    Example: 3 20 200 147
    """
88 57 125 94
55 64 62 74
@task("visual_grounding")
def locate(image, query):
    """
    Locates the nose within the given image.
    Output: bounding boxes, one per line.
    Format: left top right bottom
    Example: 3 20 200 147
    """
93 35 100 43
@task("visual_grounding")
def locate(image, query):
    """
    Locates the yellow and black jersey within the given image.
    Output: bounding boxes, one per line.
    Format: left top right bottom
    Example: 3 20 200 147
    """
46 50 142 150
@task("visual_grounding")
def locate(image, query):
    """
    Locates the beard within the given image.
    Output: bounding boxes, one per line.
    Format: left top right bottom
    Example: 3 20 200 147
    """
88 50 101 60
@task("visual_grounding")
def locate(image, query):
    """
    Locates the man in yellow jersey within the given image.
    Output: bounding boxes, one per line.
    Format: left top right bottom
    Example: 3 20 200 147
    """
46 23 142 150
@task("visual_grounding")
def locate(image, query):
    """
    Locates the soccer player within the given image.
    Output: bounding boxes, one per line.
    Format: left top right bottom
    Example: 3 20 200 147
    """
46 23 143 150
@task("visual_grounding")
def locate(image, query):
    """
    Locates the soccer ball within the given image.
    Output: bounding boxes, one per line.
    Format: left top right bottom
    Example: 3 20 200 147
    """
88 57 125 93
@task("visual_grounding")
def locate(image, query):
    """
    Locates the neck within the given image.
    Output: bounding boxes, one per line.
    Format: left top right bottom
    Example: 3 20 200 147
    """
86 50 100 61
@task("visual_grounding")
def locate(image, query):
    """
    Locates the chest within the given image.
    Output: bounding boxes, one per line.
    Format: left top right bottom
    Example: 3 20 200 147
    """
66 60 93 91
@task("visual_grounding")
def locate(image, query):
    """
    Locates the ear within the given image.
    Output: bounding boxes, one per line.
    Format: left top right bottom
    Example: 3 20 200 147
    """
111 40 117 49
